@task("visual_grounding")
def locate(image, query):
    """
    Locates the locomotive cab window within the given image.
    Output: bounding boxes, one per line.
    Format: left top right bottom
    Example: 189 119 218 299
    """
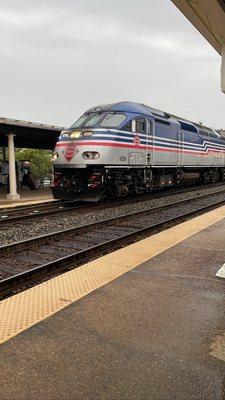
135 119 146 133
100 113 127 128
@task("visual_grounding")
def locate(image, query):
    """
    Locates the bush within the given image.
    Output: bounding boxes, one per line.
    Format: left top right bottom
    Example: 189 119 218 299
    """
15 149 52 180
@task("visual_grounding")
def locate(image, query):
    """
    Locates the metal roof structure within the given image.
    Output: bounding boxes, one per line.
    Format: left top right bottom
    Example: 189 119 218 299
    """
0 117 62 150
171 0 225 93
171 0 225 55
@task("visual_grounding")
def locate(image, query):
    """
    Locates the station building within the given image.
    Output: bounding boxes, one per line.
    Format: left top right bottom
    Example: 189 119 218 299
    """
0 117 62 201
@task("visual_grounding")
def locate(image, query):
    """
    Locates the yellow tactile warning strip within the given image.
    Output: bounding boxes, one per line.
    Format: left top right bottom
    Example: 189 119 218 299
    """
210 333 225 361
0 198 55 209
1 205 225 345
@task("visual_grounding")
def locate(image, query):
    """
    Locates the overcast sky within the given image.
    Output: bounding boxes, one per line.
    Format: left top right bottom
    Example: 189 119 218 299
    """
0 0 224 129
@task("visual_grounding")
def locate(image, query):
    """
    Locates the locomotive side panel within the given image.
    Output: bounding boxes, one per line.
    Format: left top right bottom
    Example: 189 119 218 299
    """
181 129 202 167
153 121 181 167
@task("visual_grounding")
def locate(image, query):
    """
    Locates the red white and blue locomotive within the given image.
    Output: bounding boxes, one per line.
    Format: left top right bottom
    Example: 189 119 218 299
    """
52 101 225 200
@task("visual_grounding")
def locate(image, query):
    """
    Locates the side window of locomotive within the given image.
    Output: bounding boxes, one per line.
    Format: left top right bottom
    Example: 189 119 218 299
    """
178 121 197 133
136 119 146 133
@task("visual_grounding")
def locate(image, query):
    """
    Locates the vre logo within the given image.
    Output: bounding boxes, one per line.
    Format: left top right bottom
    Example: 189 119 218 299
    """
63 142 78 161
133 133 141 146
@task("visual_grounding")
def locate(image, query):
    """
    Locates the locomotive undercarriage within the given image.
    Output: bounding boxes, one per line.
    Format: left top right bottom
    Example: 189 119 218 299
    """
52 166 225 200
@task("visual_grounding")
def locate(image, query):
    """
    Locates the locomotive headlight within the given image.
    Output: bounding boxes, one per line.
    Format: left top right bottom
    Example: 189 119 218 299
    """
82 131 93 137
60 130 69 137
70 131 81 138
52 152 59 161
82 151 100 160
69 130 93 138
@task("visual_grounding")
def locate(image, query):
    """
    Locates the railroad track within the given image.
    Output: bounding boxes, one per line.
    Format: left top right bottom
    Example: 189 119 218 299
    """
1 182 225 225
0 199 83 224
1 190 225 299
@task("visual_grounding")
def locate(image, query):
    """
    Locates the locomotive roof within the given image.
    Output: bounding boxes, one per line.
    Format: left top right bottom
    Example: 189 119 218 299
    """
85 101 220 137
86 102 151 116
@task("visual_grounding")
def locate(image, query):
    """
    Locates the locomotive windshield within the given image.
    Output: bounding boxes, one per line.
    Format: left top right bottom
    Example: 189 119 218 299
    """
70 112 127 129
99 113 126 127
71 114 89 128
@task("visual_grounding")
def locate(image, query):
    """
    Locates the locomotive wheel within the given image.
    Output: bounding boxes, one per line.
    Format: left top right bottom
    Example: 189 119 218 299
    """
119 185 129 197
110 182 129 198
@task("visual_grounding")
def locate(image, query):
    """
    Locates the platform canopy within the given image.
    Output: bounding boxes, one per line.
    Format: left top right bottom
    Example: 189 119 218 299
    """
171 0 225 92
0 117 62 150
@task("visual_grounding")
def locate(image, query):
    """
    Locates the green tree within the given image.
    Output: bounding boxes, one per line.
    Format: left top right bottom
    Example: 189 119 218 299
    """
15 148 52 180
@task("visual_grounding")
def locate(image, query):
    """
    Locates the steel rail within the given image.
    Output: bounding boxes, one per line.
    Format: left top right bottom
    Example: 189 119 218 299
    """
1 190 225 298
0 200 86 224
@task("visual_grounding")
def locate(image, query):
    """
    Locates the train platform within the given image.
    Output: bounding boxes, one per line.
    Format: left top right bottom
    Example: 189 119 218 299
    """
1 207 225 399
0 187 54 209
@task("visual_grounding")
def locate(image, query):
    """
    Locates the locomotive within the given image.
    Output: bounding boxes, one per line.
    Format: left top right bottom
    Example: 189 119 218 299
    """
52 101 225 200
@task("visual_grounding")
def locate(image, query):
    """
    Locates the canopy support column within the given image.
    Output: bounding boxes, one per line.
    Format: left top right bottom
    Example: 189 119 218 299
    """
7 134 20 201
221 45 225 93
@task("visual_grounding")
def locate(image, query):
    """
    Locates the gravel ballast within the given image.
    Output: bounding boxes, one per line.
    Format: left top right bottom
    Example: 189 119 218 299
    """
0 185 224 246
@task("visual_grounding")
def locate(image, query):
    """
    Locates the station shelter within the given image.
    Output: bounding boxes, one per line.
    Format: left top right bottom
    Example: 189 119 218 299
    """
0 117 62 201
171 0 225 93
